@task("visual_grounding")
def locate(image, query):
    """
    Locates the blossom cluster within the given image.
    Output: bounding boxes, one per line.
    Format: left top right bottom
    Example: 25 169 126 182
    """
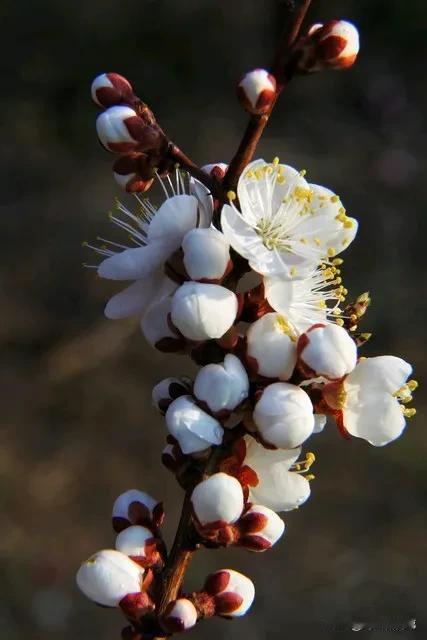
77 15 417 639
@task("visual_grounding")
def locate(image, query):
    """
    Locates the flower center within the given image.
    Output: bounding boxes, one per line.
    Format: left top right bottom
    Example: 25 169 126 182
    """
255 217 291 251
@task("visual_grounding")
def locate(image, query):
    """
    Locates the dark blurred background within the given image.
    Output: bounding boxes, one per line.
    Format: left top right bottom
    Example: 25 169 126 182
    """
1 1 426 639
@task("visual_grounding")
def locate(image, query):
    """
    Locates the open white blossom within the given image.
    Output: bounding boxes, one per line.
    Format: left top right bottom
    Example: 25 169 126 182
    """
221 158 357 279
76 549 144 607
85 173 212 322
330 356 416 446
243 437 312 512
253 382 315 449
246 312 297 380
264 262 345 333
194 354 249 414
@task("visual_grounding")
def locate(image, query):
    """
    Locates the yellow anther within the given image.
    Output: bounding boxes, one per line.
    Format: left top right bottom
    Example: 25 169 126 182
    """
81 240 88 247
272 156 280 166
318 300 327 309
332 308 342 316
327 247 336 257
306 452 315 463
290 267 297 277
314 237 321 246
246 170 254 179
360 332 372 340
299 169 307 177
305 474 315 481
338 206 346 214
255 169 263 179
277 175 285 184
299 237 307 244
330 195 339 203
344 220 354 229
407 380 418 391
332 258 344 266
227 190 236 201
403 407 416 418
336 318 344 326
342 238 349 246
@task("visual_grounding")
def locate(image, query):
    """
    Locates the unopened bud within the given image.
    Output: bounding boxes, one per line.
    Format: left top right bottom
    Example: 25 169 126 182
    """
113 153 154 193
297 323 357 380
201 162 228 181
299 20 360 72
140 296 185 353
91 72 134 108
115 525 163 569
171 282 238 342
237 69 276 115
238 504 285 551
112 489 163 532
246 313 297 380
161 598 198 633
165 395 224 454
191 473 244 527
152 377 192 414
96 106 162 153
182 227 231 283
253 382 314 449
204 569 255 617
194 354 249 415
76 549 145 607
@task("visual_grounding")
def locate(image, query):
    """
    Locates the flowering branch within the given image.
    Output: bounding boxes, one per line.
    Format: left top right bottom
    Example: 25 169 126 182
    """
77 4 418 640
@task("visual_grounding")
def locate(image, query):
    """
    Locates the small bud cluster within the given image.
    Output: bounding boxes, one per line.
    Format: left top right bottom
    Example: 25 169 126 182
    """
91 72 173 192
78 11 418 639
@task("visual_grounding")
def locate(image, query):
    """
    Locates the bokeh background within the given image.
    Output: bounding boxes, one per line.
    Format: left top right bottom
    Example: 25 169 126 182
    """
1 1 426 638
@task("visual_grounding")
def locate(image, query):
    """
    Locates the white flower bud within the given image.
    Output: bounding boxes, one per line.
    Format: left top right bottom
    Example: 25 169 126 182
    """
313 413 327 433
301 20 359 72
298 323 357 380
237 68 276 115
191 473 244 526
141 297 183 352
201 163 228 180
152 377 192 413
239 504 285 551
115 525 155 558
182 228 231 282
112 489 162 532
171 282 238 341
194 354 249 414
165 395 224 454
161 598 198 633
253 382 314 449
96 106 161 153
91 72 134 108
204 569 255 617
246 313 297 380
76 549 144 607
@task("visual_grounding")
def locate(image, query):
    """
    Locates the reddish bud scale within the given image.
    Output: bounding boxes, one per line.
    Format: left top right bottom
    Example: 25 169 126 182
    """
215 592 244 616
119 591 155 621
238 534 271 551
92 72 134 108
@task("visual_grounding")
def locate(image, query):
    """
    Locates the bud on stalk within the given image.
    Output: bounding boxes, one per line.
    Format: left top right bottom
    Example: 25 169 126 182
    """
96 106 163 153
112 489 163 532
298 20 360 73
204 569 255 617
237 69 276 115
160 598 198 632
191 472 244 528
91 72 135 108
297 323 357 380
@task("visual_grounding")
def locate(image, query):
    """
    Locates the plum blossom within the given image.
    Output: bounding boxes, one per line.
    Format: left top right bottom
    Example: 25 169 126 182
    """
165 395 224 454
297 322 357 380
193 354 249 414
221 158 357 279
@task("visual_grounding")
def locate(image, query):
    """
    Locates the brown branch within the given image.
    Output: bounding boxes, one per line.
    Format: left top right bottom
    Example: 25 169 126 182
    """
167 144 223 199
223 0 312 193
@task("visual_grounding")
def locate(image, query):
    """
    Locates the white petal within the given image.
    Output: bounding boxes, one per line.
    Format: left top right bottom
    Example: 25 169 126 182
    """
98 241 172 281
115 525 153 557
182 227 230 281
221 204 263 261
343 391 406 447
250 467 311 512
189 178 214 227
140 296 177 347
112 489 158 521
105 274 175 319
147 195 201 248
345 356 412 394
194 354 249 413
165 395 224 454
299 323 357 379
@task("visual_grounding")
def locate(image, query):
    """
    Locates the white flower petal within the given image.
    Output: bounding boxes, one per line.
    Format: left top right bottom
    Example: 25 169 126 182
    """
182 227 230 282
147 194 201 248
191 473 244 525
345 356 412 394
105 274 175 319
165 395 224 454
246 312 297 380
194 354 249 413
343 391 406 447
98 241 172 281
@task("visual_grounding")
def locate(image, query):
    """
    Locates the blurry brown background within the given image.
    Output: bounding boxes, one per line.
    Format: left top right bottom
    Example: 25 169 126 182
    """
1 1 426 639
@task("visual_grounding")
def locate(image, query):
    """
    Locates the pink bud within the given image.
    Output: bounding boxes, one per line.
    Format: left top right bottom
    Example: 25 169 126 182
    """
201 163 228 181
237 69 276 115
204 569 255 617
161 598 198 633
91 72 134 108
